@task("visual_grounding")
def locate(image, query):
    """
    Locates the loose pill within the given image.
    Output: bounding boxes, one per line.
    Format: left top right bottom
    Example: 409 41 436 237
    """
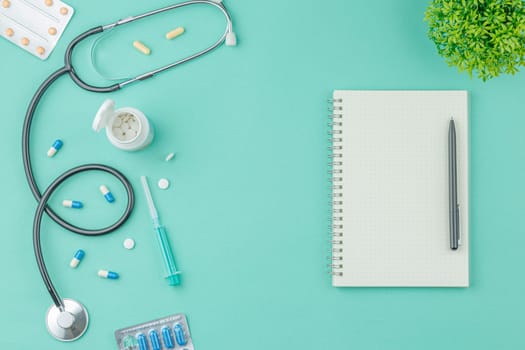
137 333 149 350
47 139 63 157
165 152 175 161
158 178 170 190
5 28 14 37
98 270 119 279
44 0 52 6
174 323 187 346
99 185 115 203
165 27 185 40
133 40 151 55
2 0 10 8
48 27 57 35
149 330 161 350
21 37 30 46
162 327 175 349
36 46 45 55
63 200 83 209
123 238 135 250
60 6 68 15
69 249 85 268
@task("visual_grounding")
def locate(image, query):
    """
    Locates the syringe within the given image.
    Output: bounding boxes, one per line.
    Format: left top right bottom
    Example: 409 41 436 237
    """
140 176 181 286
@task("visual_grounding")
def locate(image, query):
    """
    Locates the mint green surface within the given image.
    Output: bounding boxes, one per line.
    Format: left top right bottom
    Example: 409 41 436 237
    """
1 0 525 349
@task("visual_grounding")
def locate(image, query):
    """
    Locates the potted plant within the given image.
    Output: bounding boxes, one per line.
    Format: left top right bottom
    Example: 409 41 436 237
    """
425 0 525 81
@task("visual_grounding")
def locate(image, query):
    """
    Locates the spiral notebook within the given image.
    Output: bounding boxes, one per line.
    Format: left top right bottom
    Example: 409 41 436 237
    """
329 90 469 287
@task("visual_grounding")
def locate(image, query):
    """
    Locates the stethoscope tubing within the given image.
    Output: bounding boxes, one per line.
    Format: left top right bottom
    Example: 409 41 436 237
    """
33 165 135 309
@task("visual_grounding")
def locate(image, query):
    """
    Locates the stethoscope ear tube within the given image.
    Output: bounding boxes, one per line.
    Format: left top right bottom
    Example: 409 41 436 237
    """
71 0 234 90
64 26 121 93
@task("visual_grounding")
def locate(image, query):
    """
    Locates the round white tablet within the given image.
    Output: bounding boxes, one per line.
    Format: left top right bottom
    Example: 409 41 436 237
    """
123 238 135 250
158 178 170 190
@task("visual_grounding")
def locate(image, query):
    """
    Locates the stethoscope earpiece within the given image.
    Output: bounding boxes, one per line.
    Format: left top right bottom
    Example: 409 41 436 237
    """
226 31 237 46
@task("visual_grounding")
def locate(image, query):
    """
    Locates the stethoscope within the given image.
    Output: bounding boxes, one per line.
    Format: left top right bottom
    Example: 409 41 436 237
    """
22 0 235 342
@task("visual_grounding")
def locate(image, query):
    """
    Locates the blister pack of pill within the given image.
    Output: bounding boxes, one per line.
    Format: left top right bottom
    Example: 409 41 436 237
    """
115 314 195 350
0 0 74 60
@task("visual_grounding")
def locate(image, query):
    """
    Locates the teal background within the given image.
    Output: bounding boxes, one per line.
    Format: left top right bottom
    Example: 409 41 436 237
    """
1 0 524 349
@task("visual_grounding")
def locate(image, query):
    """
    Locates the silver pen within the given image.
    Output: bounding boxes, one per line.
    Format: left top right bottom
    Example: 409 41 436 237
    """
449 118 460 250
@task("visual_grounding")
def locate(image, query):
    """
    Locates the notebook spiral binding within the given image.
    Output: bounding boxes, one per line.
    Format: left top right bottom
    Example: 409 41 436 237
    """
328 97 344 277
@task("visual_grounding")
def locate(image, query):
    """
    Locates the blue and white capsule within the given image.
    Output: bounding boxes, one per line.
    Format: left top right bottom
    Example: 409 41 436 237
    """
149 329 161 350
62 200 83 209
47 139 63 157
137 333 149 350
174 323 187 346
69 249 85 268
162 326 174 349
99 185 115 203
98 269 119 279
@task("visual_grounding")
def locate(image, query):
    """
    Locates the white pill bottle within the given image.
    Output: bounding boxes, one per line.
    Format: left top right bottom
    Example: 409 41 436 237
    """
92 99 154 151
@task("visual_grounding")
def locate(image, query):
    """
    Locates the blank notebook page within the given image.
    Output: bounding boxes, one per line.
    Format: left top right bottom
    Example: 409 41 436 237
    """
332 90 469 287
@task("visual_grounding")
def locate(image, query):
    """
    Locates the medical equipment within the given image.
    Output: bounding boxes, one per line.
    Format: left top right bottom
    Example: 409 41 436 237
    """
165 152 176 161
150 329 162 350
0 0 74 59
69 249 85 268
100 185 115 203
45 298 88 342
141 175 181 286
98 269 119 279
123 238 135 250
47 139 63 157
158 178 170 190
93 99 154 151
133 40 152 55
115 313 194 350
162 327 175 348
22 0 236 342
138 333 149 350
166 27 185 40
62 199 83 208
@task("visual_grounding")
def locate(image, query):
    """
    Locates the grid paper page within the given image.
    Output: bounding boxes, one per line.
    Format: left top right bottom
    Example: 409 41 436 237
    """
332 90 469 287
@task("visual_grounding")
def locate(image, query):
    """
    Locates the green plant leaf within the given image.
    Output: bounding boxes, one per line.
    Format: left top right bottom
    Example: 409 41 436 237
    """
425 0 525 80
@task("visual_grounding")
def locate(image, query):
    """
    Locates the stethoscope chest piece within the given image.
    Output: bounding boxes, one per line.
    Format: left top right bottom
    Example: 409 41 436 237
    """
46 299 89 341
93 99 154 151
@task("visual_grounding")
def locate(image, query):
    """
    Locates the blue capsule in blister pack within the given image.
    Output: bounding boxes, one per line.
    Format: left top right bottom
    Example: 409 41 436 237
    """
162 327 175 349
173 323 187 346
137 333 149 350
115 313 194 350
149 329 161 350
